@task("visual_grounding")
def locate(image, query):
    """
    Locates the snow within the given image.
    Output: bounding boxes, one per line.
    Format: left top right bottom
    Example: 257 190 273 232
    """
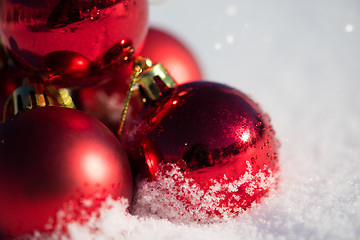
32 0 360 239
132 163 278 223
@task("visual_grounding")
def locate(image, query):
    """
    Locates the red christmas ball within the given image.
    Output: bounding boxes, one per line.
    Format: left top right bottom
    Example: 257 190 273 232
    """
128 81 279 220
139 28 202 84
0 106 133 237
41 50 93 87
0 0 148 86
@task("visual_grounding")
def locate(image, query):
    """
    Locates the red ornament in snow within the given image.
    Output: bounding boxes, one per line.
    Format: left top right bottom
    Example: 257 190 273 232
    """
139 28 202 85
128 81 279 220
0 106 133 237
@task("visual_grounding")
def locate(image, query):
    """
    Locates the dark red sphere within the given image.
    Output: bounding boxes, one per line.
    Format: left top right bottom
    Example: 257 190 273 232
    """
0 106 133 237
138 28 202 84
128 81 279 219
0 0 148 86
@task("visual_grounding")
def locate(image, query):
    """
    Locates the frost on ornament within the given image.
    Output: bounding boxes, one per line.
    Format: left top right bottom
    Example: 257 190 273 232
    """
132 162 278 223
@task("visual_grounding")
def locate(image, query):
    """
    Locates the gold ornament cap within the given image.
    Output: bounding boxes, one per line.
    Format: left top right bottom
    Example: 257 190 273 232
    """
138 62 177 101
2 84 75 122
118 57 177 137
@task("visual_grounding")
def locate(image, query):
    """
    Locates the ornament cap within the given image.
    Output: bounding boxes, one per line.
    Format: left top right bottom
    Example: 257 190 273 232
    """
2 84 75 122
138 63 177 101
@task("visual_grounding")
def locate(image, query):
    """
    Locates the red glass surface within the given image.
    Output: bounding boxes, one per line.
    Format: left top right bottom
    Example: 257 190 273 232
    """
42 51 92 80
127 81 279 216
0 0 148 86
0 106 133 237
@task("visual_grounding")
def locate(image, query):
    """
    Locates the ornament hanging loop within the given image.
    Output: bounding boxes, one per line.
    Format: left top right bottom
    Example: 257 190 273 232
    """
118 57 153 136
118 56 177 137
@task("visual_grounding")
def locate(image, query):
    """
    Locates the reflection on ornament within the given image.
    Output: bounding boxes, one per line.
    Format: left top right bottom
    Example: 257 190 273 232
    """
42 51 91 81
0 0 148 68
128 81 279 221
0 0 148 87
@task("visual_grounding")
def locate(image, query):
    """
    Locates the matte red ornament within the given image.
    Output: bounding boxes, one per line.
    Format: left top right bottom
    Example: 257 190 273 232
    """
0 0 148 86
128 81 279 219
139 28 202 84
0 106 133 237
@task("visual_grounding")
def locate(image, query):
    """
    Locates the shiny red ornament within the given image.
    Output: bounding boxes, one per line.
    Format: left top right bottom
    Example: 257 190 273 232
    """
0 0 148 86
41 50 92 86
127 81 279 219
0 106 133 237
138 28 202 84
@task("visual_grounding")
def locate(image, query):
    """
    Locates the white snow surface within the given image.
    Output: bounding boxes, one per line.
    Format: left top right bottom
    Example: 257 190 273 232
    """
33 0 360 239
